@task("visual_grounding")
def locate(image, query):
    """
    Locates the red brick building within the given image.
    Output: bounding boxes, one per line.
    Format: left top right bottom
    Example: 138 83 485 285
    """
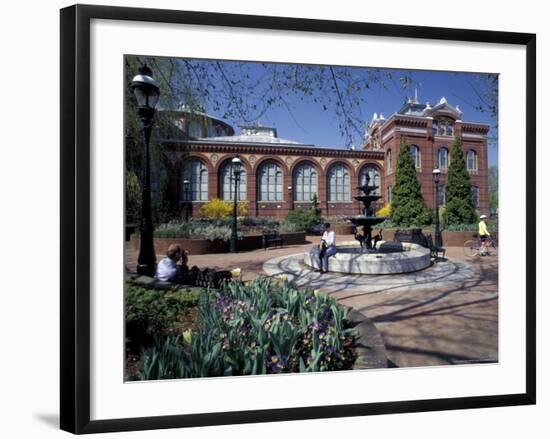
159 96 489 219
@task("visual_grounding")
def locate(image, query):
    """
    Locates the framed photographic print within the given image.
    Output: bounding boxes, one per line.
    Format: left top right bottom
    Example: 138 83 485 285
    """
60 4 536 434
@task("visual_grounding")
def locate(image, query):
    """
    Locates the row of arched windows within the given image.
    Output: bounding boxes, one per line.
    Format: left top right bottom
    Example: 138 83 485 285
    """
385 146 478 173
180 159 381 202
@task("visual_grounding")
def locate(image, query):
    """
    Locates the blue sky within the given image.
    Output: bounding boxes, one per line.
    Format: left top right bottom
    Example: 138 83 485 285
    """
199 62 499 167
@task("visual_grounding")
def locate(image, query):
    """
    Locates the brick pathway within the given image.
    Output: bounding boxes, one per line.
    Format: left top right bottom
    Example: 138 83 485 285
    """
126 235 498 368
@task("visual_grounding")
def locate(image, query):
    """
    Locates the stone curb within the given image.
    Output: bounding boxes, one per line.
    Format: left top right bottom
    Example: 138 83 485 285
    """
347 309 388 370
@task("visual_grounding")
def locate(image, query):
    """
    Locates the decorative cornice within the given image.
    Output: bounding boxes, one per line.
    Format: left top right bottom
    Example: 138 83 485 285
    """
461 122 490 134
162 140 385 160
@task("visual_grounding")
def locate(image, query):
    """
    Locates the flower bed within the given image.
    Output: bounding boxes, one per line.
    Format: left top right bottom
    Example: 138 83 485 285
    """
133 278 359 380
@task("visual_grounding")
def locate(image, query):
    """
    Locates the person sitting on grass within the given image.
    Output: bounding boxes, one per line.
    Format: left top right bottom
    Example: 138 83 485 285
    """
154 244 182 282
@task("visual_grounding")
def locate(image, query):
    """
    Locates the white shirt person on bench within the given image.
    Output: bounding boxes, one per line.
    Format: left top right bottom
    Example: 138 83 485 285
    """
316 222 337 274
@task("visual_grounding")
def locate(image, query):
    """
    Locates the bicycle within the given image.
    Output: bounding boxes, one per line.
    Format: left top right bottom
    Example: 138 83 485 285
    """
463 234 498 257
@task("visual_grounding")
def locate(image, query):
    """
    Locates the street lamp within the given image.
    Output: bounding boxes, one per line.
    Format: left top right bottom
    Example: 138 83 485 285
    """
131 64 160 277
287 185 293 210
183 179 190 222
230 156 243 253
432 168 443 248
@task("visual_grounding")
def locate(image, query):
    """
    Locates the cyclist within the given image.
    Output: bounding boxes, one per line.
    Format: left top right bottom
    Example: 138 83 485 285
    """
478 214 491 256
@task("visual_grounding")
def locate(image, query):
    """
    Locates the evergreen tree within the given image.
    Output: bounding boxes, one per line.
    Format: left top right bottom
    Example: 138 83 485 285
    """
445 137 477 224
390 140 432 227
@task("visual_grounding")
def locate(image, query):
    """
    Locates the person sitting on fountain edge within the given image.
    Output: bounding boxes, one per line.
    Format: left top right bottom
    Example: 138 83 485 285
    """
317 222 337 274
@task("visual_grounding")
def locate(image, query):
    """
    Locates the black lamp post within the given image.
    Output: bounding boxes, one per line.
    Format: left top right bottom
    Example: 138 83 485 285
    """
288 186 293 210
230 156 243 253
183 179 190 222
432 168 443 248
131 64 160 277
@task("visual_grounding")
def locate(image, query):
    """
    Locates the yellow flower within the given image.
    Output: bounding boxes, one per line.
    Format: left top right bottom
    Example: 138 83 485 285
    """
182 329 193 344
277 274 287 282
231 268 242 278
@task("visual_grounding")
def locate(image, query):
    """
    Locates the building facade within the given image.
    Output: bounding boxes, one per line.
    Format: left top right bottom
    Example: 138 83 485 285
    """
158 97 490 219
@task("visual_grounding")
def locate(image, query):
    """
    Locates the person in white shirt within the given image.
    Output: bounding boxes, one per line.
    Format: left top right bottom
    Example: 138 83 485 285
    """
317 222 337 273
154 244 182 282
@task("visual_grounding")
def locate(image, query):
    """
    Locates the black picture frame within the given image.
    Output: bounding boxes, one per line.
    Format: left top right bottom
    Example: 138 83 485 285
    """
60 4 536 434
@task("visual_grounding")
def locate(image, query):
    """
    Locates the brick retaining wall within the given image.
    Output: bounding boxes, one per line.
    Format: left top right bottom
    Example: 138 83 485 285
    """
130 231 307 255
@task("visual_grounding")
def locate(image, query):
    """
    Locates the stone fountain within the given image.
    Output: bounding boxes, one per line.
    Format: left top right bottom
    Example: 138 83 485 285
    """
347 174 387 250
303 174 432 274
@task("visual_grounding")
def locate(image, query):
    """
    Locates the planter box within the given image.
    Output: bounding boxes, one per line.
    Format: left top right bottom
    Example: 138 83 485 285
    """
130 231 307 255
130 236 230 255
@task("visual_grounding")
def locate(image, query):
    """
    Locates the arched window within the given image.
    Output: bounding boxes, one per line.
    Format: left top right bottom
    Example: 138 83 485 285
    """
258 161 283 201
409 144 421 168
386 149 392 174
471 186 479 208
328 164 350 201
360 165 381 195
181 159 208 201
437 184 446 205
293 163 318 202
467 150 478 172
220 161 247 201
438 147 449 170
187 121 202 138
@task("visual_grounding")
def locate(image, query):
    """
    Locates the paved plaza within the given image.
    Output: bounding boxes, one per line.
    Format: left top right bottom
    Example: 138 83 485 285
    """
126 235 498 368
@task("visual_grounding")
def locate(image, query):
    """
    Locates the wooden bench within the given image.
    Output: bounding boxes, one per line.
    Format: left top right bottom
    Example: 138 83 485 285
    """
426 234 446 260
262 231 283 250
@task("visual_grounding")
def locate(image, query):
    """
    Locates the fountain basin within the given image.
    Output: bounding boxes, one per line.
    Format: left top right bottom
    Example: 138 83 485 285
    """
304 241 431 275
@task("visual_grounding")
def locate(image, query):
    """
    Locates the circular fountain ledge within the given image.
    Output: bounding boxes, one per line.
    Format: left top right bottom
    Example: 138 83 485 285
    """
304 241 431 275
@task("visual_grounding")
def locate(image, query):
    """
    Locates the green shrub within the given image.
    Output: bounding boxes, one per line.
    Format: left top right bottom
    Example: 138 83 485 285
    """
239 216 280 229
125 283 201 348
439 205 447 226
282 208 321 232
445 138 477 224
136 278 358 380
154 220 242 241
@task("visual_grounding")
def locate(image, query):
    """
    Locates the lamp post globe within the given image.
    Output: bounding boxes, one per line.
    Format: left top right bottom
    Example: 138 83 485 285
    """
132 64 160 277
230 156 243 253
432 168 442 249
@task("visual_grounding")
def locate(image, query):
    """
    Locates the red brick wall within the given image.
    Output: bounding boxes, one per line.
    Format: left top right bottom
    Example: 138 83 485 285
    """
163 123 489 220
381 119 490 216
